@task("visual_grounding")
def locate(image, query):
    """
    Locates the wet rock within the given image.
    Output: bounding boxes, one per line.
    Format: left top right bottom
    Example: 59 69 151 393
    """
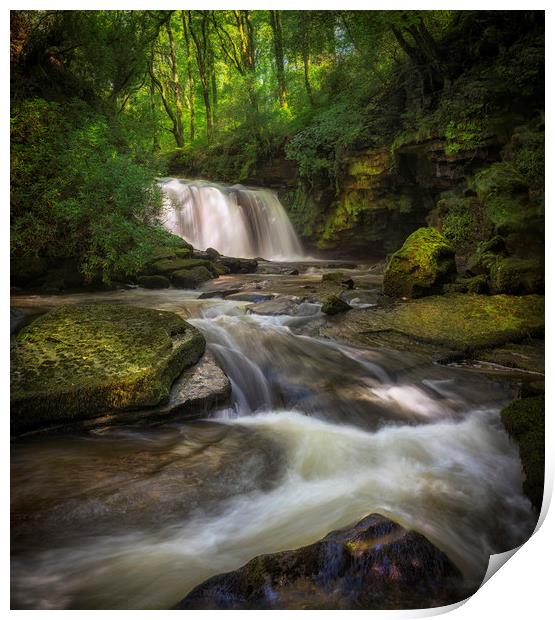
322 295 351 315
217 257 258 274
501 396 545 512
322 272 355 289
137 275 170 289
11 303 205 434
247 297 302 316
206 247 220 259
176 513 468 609
383 228 457 298
171 266 213 289
227 292 276 303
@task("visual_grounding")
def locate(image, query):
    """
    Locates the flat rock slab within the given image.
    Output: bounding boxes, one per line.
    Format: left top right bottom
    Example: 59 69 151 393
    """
321 293 544 353
25 352 232 434
247 297 303 316
176 513 469 609
11 303 205 434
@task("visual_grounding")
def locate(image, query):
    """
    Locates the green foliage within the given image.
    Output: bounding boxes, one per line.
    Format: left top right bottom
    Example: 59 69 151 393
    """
285 102 367 186
11 98 166 283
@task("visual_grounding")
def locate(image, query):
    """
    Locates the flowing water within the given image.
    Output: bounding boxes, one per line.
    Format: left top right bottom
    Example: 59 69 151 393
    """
160 178 304 260
10 268 537 609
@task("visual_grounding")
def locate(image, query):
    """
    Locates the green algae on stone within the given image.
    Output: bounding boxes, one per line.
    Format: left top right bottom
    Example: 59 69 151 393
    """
321 293 544 353
137 275 170 289
11 303 205 433
501 396 545 513
383 227 457 298
149 257 214 275
322 295 351 315
489 256 544 295
171 266 213 288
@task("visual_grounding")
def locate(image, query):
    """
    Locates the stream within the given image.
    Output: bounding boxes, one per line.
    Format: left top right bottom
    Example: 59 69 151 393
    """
10 266 537 609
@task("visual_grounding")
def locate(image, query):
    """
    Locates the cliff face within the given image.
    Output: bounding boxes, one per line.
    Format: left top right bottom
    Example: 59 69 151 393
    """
264 137 505 258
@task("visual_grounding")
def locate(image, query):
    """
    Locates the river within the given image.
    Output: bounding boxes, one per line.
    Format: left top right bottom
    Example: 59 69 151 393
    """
10 264 536 609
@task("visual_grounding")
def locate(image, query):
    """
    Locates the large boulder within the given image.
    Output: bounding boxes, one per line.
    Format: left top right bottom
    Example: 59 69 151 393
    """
176 514 468 609
501 396 545 513
319 293 544 353
10 303 205 434
383 228 457 298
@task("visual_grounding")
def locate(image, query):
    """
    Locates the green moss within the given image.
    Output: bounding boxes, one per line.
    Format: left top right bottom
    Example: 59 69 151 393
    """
501 396 545 512
149 257 213 275
322 295 351 315
137 275 170 289
383 228 456 298
489 256 544 294
11 303 205 433
171 266 213 288
360 293 544 352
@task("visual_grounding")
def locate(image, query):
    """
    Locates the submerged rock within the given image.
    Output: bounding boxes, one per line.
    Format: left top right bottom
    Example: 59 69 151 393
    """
501 396 545 513
383 228 456 298
322 295 351 315
176 513 468 609
10 303 205 434
247 297 302 315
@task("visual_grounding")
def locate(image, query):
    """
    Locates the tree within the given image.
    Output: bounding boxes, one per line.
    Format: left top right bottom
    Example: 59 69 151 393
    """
269 10 287 108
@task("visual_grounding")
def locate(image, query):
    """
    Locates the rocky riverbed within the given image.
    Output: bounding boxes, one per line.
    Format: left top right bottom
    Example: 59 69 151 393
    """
10 257 544 609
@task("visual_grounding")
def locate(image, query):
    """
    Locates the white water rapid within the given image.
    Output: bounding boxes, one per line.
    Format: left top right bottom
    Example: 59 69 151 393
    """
160 178 304 261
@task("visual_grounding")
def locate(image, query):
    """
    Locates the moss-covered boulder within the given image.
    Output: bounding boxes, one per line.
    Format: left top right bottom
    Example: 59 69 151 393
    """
10 303 205 434
489 256 544 294
148 257 214 276
137 275 170 289
176 513 468 609
322 295 351 315
171 266 213 288
383 228 457 298
501 396 544 513
320 293 544 353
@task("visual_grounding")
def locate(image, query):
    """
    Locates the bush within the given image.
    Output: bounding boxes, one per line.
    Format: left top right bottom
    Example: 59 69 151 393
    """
11 98 165 283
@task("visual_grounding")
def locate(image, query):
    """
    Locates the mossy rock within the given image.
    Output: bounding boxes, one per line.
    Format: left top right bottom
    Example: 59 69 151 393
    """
444 274 489 295
383 228 457 298
330 293 543 353
322 295 351 315
10 303 205 434
137 275 170 289
501 396 545 513
489 256 544 295
171 266 213 288
148 257 214 276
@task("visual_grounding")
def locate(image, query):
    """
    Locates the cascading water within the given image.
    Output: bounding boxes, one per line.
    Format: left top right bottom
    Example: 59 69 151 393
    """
10 282 537 609
160 178 304 261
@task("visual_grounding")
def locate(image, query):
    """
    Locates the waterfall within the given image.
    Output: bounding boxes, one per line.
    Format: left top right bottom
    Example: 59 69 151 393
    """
160 178 304 261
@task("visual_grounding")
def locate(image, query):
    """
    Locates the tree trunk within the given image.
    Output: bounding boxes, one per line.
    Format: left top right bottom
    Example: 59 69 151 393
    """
301 13 313 105
188 11 213 142
165 22 184 147
149 78 160 151
269 10 287 108
181 10 196 142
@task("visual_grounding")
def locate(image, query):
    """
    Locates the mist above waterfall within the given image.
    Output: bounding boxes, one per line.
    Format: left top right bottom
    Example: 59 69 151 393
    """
160 178 304 261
